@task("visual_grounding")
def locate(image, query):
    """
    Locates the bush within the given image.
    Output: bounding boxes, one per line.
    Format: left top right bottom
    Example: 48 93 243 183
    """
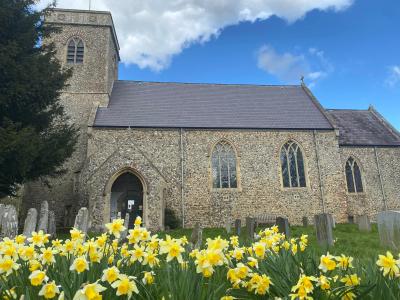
164 207 181 229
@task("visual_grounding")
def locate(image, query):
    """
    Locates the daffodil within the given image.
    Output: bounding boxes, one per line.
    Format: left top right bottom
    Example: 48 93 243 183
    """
319 253 336 272
376 251 400 278
0 256 20 276
111 274 139 298
38 281 60 299
29 270 48 286
70 256 89 273
336 254 354 270
142 271 155 285
101 266 120 284
105 219 126 238
73 281 106 300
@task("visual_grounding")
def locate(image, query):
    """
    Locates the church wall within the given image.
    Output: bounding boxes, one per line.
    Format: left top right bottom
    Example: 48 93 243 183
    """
83 128 349 229
339 147 400 220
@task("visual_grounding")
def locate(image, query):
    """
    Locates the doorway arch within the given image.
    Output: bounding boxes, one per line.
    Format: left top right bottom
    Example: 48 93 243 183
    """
103 168 148 228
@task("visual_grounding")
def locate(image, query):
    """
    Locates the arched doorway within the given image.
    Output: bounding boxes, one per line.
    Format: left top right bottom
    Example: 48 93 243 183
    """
110 172 143 229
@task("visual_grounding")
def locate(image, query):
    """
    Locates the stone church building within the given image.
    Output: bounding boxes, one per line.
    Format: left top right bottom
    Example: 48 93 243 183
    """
22 8 400 231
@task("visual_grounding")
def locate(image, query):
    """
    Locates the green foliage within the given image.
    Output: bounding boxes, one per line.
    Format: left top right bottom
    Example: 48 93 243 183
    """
164 208 181 230
0 0 77 197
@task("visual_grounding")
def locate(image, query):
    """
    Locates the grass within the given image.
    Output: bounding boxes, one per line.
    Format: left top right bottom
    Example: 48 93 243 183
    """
160 223 387 259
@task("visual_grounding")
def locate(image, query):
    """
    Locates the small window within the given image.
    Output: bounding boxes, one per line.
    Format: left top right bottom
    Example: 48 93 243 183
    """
211 141 238 189
67 38 84 64
345 157 364 193
280 140 306 188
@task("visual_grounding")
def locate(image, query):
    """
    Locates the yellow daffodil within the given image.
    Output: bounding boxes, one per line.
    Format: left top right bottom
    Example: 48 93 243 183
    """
38 281 60 299
111 274 139 298
319 253 336 272
70 256 89 273
142 271 155 285
105 219 126 239
336 254 354 270
73 281 106 300
29 270 48 286
0 256 20 276
376 251 400 278
101 266 120 284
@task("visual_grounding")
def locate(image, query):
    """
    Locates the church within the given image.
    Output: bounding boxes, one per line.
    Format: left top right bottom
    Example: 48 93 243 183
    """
22 8 400 231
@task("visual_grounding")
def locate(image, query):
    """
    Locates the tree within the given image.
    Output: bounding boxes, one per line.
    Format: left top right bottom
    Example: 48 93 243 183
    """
0 0 77 197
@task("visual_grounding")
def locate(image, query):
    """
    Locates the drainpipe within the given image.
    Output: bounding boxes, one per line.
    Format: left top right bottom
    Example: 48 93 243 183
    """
374 147 387 210
180 128 185 228
313 130 326 213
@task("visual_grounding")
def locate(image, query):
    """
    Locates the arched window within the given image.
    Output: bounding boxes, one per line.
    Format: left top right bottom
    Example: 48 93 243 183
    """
211 141 237 188
345 157 363 193
280 140 306 188
67 38 84 64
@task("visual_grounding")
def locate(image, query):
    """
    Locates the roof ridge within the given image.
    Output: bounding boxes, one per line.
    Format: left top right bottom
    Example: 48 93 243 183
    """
326 108 369 112
115 80 301 88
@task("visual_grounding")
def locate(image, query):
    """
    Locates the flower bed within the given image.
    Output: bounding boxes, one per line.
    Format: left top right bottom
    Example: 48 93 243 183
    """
0 217 398 299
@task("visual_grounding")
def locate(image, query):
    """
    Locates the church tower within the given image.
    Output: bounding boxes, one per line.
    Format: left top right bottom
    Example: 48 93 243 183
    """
22 9 120 227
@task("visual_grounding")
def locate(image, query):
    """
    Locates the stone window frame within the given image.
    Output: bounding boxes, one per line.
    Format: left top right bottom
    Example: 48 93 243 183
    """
66 36 85 64
208 138 242 192
344 156 365 194
279 139 309 190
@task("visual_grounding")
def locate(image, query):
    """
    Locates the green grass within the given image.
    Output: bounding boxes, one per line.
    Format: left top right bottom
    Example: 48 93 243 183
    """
160 223 387 259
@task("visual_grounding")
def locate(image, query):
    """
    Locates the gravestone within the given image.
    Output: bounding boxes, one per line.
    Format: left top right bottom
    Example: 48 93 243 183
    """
48 211 56 238
117 211 122 219
377 211 400 249
234 219 241 236
314 213 334 246
121 213 130 239
276 217 290 238
23 208 38 238
225 220 231 234
358 215 371 232
190 223 203 249
245 217 256 240
302 216 309 227
37 201 49 233
0 204 5 226
1 205 18 238
74 207 89 234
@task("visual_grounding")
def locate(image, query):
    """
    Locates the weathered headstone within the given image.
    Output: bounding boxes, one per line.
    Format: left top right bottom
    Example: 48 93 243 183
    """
0 204 5 226
121 213 130 239
74 207 89 234
377 211 400 249
314 213 334 246
245 217 256 240
117 211 122 219
276 217 290 238
1 205 18 238
37 201 49 233
302 216 309 227
234 219 241 236
23 208 38 238
48 211 56 238
190 222 203 249
225 220 231 234
358 215 371 232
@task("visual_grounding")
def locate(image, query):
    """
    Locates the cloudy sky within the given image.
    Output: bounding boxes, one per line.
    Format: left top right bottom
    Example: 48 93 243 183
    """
38 0 400 129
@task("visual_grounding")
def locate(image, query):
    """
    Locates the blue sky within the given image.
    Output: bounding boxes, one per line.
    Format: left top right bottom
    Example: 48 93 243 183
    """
116 0 400 130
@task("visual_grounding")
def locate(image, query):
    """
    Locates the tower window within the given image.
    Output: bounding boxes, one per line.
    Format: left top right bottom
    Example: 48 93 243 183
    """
345 157 364 193
280 140 306 188
67 38 84 64
211 141 238 189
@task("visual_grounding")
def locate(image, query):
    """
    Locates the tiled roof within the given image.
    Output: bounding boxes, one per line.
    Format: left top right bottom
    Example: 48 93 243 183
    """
93 81 333 129
326 109 400 147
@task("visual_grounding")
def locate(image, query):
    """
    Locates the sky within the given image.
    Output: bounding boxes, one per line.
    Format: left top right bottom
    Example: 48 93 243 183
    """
39 0 400 130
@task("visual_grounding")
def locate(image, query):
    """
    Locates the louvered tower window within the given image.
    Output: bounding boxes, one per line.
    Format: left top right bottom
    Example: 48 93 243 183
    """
345 157 364 193
280 140 307 188
67 38 84 64
211 141 238 188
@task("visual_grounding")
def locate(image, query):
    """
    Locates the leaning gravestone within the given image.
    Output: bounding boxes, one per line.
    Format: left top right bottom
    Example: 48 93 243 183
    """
225 219 231 234
377 211 400 249
302 216 309 227
74 207 89 234
234 219 241 236
314 213 334 246
23 208 38 238
1 205 18 238
190 222 203 249
276 217 291 238
37 201 49 233
121 213 130 239
246 217 256 240
48 211 56 238
358 214 371 232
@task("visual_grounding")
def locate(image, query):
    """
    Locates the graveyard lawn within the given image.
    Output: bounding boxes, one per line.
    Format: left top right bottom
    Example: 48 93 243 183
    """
161 223 386 259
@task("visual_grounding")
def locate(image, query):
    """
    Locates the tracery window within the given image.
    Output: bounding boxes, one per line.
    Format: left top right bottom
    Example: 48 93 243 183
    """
67 38 84 64
345 157 364 193
280 140 306 188
211 141 237 189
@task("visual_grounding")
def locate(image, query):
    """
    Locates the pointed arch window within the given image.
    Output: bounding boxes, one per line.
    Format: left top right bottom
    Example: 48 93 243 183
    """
280 140 306 188
67 38 84 64
211 141 237 189
345 157 364 193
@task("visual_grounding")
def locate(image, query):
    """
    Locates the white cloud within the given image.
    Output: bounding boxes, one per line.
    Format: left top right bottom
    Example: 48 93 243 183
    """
37 0 353 71
257 45 333 86
385 65 400 87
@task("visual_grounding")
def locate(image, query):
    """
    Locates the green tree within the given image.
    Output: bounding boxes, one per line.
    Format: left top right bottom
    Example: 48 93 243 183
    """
0 0 77 197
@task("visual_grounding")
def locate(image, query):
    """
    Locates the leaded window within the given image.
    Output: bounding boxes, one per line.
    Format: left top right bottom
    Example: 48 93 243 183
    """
212 141 237 189
280 140 306 188
345 157 363 193
67 38 84 64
